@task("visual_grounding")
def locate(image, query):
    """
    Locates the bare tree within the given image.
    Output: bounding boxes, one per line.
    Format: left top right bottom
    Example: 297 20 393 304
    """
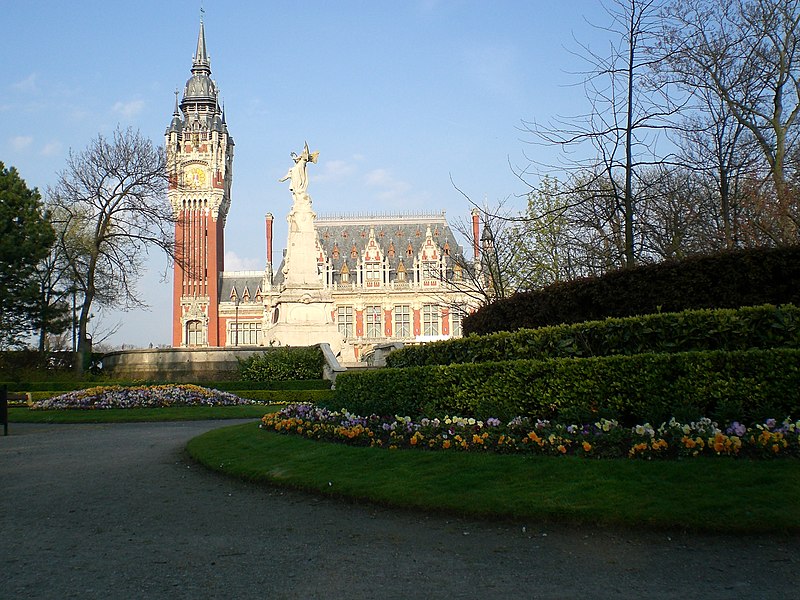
525 0 680 267
48 127 173 370
662 0 800 241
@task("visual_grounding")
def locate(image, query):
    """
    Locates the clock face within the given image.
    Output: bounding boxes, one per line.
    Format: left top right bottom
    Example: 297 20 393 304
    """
186 167 206 188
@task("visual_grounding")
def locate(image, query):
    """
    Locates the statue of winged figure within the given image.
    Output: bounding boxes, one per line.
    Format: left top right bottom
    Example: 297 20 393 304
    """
279 142 319 197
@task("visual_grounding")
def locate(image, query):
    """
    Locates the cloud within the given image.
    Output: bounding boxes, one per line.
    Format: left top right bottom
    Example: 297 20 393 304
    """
10 136 34 151
363 168 412 201
41 141 63 156
11 73 38 93
314 159 357 183
112 99 145 119
225 251 263 272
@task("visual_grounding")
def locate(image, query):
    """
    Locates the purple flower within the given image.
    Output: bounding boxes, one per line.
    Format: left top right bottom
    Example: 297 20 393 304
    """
726 421 746 437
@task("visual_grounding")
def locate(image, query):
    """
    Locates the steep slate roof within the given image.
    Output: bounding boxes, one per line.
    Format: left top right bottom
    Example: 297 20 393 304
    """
272 212 463 285
270 212 465 287
219 272 266 305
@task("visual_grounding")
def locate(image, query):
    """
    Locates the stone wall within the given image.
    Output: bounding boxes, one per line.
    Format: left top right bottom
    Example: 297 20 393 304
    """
103 345 344 383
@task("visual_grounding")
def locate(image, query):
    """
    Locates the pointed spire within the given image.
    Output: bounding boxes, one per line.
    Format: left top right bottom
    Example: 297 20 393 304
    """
173 89 180 116
192 19 210 74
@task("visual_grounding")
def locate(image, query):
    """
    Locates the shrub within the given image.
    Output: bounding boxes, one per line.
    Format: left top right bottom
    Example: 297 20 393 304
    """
464 245 800 335
333 348 800 425
237 347 325 381
387 305 800 368
201 380 330 391
229 389 334 404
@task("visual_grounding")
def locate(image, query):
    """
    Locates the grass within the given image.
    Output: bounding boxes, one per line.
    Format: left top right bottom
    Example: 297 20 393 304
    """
187 422 800 534
8 405 272 423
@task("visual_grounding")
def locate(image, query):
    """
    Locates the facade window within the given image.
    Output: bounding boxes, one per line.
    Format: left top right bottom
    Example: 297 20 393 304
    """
365 262 382 287
451 305 465 337
337 305 354 339
423 304 439 336
394 305 411 338
422 261 439 286
365 305 382 338
230 322 261 346
186 320 203 346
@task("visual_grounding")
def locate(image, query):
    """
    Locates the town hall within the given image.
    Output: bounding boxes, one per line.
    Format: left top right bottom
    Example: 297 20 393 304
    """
167 21 486 362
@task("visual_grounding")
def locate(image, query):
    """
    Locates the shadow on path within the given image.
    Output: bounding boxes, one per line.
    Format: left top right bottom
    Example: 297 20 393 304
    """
1 421 797 599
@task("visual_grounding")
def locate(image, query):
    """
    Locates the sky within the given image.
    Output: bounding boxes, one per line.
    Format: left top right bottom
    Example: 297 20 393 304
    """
1 0 613 348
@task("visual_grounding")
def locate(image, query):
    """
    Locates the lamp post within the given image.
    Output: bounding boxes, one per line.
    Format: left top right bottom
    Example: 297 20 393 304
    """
480 222 504 298
234 297 240 347
70 286 77 353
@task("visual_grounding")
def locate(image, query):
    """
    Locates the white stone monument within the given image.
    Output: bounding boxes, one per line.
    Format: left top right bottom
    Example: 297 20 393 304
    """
265 144 345 354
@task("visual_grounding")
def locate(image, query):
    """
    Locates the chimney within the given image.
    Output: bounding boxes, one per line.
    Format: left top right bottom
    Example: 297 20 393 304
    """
471 208 480 259
265 213 274 266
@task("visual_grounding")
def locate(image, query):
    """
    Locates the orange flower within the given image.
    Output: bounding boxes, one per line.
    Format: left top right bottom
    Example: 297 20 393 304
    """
527 431 542 444
442 439 451 450
582 441 592 452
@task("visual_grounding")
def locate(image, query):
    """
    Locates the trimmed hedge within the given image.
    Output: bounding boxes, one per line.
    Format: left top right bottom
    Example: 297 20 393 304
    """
0 379 330 395
230 389 334 404
238 347 325 381
202 380 330 391
331 348 800 425
464 245 800 335
387 305 800 368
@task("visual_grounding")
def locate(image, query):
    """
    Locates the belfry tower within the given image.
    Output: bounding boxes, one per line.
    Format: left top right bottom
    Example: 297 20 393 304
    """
167 20 234 346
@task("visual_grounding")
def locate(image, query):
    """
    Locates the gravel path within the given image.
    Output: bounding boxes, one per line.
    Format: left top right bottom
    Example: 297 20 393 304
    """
1 421 797 599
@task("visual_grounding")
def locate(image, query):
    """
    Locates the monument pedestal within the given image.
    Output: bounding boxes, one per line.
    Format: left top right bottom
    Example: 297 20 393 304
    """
265 286 344 354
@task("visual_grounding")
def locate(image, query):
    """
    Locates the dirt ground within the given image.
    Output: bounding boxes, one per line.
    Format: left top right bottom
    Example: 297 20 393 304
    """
1 421 797 599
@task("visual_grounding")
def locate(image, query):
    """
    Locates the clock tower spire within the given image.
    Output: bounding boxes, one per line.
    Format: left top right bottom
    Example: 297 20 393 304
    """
167 19 234 347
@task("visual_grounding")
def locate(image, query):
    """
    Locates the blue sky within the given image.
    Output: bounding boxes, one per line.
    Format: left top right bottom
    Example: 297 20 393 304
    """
2 0 611 347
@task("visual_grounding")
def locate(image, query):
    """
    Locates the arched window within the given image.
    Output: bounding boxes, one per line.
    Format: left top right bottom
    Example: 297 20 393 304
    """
186 320 203 346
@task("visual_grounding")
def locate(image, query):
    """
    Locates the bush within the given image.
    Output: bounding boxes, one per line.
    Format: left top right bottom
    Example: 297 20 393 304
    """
333 348 800 425
230 389 334 404
237 347 325 381
464 245 800 335
388 304 800 368
201 379 330 391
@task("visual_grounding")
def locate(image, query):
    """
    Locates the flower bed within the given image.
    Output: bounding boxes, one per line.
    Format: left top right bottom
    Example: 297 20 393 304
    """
260 403 800 459
31 385 253 410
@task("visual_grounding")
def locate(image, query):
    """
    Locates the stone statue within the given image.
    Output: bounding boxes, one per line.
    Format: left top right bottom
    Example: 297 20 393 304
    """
279 142 319 199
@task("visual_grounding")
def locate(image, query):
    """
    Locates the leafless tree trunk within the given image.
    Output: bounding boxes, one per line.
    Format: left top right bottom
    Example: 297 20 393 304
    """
47 127 173 372
662 0 800 241
524 0 679 268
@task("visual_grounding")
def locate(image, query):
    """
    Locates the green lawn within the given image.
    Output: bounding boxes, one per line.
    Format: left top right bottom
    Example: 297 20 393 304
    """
8 405 272 423
187 422 800 534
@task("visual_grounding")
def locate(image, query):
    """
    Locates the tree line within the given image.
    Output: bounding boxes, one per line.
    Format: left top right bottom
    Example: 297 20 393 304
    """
499 0 800 293
0 128 172 370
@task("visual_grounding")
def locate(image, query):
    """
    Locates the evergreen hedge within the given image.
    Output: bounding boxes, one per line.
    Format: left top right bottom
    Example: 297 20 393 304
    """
331 348 800 425
464 245 800 335
229 389 334 404
237 347 325 381
0 379 330 394
388 305 800 368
